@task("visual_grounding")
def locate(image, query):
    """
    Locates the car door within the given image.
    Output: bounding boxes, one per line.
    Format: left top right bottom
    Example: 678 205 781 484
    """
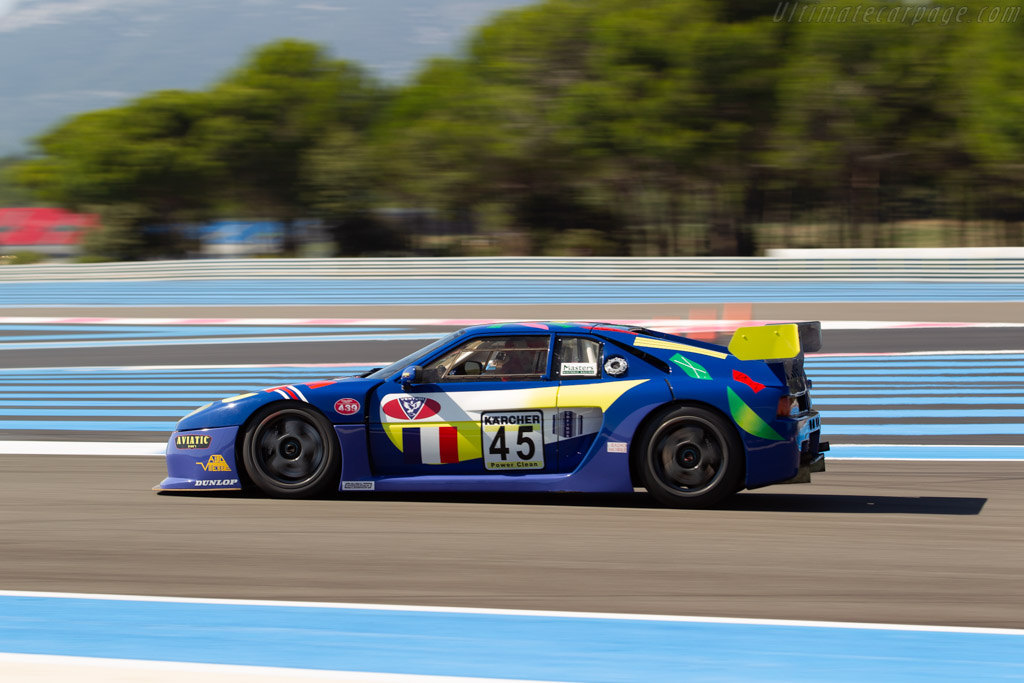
367 334 559 476
552 336 607 471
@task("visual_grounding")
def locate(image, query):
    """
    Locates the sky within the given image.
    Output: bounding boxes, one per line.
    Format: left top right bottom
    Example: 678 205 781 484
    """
0 0 16 16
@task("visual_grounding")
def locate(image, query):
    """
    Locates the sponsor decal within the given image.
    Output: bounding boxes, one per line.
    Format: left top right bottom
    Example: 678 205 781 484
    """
670 353 712 380
551 410 584 439
732 369 765 393
561 362 597 376
603 356 628 377
342 481 375 490
383 396 441 421
334 398 361 415
634 336 728 359
726 387 783 441
607 442 628 453
175 434 211 449
196 454 231 472
482 411 544 470
194 479 239 487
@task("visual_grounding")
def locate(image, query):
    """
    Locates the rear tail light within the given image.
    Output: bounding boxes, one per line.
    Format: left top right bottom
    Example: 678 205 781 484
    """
777 396 798 417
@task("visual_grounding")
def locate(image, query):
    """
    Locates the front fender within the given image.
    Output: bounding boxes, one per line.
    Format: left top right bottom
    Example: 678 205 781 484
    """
175 391 283 431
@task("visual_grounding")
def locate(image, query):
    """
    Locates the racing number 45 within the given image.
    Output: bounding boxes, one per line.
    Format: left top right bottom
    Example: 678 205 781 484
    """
482 411 544 471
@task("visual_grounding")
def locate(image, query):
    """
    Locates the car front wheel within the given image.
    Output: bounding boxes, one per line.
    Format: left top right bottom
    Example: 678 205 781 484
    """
241 403 341 498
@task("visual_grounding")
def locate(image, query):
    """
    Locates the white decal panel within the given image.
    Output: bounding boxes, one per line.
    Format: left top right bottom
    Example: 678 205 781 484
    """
482 411 545 470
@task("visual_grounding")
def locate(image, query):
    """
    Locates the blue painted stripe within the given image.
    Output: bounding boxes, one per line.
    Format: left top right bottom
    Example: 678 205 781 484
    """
814 396 1024 405
807 357 1024 365
0 332 438 350
2 401 198 408
813 379 1024 385
0 595 1021 682
823 423 1024 435
812 389 1024 396
3 369 372 377
0 408 185 417
0 392 234 399
809 370 1024 377
824 409 1024 418
0 326 396 342
402 427 421 466
829 445 1024 460
0 420 173 431
19 407 1024 420
0 378 357 387
3 279 1024 305
0 325 394 333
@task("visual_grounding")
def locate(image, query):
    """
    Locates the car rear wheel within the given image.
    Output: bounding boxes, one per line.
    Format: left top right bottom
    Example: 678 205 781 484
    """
241 403 340 498
638 406 743 509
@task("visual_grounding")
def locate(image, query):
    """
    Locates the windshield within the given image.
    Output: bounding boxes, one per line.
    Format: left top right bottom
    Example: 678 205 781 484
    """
364 329 466 380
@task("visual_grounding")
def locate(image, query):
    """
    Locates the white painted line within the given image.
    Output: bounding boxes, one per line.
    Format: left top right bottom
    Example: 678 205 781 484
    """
0 441 165 456
1 316 1023 331
827 458 1019 464
4 362 389 372
832 444 1022 448
810 349 1024 358
1 589 1022 636
0 653 554 683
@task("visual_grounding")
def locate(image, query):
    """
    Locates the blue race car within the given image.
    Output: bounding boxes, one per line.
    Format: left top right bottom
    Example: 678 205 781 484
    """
156 321 827 508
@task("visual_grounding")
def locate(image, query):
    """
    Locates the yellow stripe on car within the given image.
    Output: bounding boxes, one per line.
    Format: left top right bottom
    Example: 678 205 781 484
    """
634 337 728 359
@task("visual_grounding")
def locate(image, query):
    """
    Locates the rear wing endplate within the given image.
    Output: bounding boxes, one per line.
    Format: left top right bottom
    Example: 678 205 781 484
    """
728 321 822 361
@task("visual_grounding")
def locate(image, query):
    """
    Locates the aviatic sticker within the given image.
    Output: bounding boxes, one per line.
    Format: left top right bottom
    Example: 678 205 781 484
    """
176 434 211 449
482 411 544 470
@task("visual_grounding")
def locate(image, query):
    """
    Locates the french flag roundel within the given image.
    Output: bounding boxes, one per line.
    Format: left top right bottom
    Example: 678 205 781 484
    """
383 396 442 421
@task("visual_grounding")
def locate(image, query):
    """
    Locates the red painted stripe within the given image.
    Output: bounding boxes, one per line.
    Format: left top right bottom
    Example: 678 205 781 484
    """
732 369 766 394
265 385 298 399
439 426 459 464
306 380 336 389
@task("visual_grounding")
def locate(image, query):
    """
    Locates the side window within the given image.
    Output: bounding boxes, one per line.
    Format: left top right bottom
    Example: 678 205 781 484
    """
423 336 550 382
555 337 602 379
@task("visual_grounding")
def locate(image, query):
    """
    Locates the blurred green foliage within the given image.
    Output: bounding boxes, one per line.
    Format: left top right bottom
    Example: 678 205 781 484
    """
9 0 1024 258
4 250 47 265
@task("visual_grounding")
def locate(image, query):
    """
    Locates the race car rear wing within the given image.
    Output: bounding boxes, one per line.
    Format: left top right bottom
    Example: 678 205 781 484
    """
727 321 822 361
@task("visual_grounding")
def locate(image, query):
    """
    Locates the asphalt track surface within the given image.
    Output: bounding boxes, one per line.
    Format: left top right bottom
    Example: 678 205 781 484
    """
1 302 1023 630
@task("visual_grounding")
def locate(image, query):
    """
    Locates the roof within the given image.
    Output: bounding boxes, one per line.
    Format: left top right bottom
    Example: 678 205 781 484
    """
459 321 730 356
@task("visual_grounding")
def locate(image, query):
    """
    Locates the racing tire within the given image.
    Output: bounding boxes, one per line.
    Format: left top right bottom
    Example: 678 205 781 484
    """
241 403 341 499
638 405 743 509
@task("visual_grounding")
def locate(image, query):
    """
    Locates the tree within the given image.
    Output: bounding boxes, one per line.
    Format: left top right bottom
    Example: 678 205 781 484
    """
200 40 384 254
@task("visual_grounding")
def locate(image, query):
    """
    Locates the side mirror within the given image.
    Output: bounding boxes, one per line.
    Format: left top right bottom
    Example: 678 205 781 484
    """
400 365 423 390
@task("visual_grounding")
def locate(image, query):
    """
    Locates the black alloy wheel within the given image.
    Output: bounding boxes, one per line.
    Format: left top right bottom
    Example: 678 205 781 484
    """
241 404 341 498
638 406 743 509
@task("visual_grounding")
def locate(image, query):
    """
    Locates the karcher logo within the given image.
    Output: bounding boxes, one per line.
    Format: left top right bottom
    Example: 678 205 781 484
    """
176 434 211 449
196 454 231 472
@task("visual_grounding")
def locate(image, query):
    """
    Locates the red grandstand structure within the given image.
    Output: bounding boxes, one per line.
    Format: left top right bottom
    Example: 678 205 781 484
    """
0 208 99 258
